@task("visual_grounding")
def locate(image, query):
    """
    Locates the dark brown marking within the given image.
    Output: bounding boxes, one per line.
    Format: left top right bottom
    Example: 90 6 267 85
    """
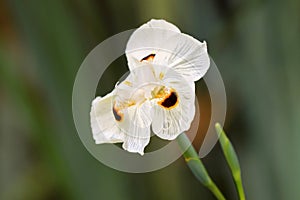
160 91 178 108
140 53 155 62
112 106 122 121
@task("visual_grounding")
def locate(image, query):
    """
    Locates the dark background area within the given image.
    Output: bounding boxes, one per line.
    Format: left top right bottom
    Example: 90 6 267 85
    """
1 0 300 199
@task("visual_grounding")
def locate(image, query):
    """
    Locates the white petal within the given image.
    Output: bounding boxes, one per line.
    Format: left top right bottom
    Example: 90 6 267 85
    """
140 19 181 33
90 92 124 143
126 20 180 70
156 34 210 82
126 19 210 82
122 127 151 156
130 63 157 85
120 101 152 155
115 66 156 106
151 69 196 140
113 74 154 155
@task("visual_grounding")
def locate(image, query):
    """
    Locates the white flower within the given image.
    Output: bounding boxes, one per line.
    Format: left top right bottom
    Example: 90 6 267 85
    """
90 19 210 155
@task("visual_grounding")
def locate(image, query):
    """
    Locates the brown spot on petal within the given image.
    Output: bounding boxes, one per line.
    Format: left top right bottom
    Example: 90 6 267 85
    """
112 104 123 122
158 91 179 110
141 53 155 62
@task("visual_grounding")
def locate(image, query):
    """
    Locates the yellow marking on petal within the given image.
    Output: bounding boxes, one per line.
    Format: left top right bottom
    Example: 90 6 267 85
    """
117 100 136 109
151 86 166 99
159 72 164 80
124 81 132 86
126 100 136 107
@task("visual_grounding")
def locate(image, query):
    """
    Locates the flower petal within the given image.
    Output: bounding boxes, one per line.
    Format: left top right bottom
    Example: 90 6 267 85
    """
112 72 154 155
151 69 196 140
115 65 156 106
156 33 210 82
139 19 181 33
126 19 210 82
122 127 150 155
126 20 180 70
120 101 152 155
90 92 124 143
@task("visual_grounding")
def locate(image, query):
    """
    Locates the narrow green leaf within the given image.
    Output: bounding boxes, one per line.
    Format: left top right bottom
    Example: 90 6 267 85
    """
215 123 246 200
177 133 226 200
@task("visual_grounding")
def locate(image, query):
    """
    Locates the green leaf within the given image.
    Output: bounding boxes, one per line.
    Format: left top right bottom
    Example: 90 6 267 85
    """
215 123 246 200
177 133 226 200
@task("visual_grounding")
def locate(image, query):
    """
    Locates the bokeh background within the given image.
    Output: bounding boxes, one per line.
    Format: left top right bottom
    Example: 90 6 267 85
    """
1 0 300 199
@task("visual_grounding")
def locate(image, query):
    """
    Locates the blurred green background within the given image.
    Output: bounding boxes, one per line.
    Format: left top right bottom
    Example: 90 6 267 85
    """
1 0 299 199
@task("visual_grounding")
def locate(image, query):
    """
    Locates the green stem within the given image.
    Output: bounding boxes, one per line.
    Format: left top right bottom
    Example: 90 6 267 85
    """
177 133 226 200
235 173 246 200
215 123 246 200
